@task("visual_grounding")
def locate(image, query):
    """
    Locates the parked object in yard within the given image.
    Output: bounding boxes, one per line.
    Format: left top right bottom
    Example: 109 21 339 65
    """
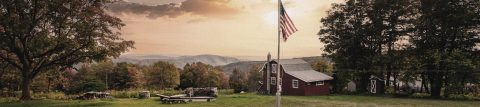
158 94 187 104
158 87 217 104
157 94 215 104
185 87 218 97
138 91 150 99
345 81 357 92
77 92 112 100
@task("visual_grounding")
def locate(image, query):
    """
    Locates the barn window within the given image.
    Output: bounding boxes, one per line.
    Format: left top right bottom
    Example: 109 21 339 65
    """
271 77 276 85
316 81 324 86
292 80 299 88
272 64 277 73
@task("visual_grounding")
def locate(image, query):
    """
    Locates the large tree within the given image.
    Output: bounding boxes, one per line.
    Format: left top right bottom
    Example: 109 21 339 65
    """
229 69 248 93
0 0 134 100
109 62 141 90
145 61 180 90
320 0 480 97
319 0 389 93
179 62 225 89
412 0 480 97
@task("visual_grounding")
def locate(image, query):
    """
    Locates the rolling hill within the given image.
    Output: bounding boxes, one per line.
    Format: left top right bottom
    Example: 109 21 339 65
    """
113 54 329 76
113 54 241 68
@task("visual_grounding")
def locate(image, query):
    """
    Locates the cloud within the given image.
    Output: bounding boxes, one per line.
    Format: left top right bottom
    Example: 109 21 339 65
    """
106 0 239 19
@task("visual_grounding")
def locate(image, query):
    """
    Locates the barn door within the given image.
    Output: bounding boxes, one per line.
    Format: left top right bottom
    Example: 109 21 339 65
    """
370 80 376 93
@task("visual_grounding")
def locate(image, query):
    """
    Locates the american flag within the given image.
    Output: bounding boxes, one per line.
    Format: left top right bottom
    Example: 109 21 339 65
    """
279 2 298 41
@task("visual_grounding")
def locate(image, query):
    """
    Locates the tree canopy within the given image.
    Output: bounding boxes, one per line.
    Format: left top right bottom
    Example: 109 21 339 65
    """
0 0 134 100
319 0 480 97
145 61 180 90
179 62 227 89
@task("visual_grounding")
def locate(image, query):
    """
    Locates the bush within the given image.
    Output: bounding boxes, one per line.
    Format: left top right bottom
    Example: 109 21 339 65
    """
229 69 248 93
157 89 183 96
33 92 69 100
218 89 234 95
0 97 18 103
448 94 480 100
0 90 20 97
411 93 430 98
67 79 106 94
108 89 184 98
109 90 138 98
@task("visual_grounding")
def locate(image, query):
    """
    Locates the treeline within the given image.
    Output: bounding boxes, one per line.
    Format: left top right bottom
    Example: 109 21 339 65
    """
319 0 480 98
0 60 262 94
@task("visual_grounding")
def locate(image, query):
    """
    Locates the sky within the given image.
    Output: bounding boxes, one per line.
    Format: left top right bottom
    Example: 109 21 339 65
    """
107 0 344 59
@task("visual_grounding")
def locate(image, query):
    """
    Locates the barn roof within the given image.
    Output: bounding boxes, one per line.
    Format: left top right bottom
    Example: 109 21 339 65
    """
271 59 333 82
286 70 333 82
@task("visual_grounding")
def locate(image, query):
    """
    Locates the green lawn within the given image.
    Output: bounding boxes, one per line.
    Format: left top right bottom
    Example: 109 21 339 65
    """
1 93 479 107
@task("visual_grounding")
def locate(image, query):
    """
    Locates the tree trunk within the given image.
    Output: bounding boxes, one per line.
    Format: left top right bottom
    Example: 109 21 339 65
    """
461 74 466 94
430 82 441 97
393 72 398 91
386 69 391 87
20 73 33 100
430 73 442 98
423 71 431 93
420 73 424 93
443 74 449 98
47 78 51 92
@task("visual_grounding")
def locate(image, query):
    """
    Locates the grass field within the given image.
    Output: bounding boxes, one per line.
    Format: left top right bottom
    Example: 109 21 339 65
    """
1 93 479 107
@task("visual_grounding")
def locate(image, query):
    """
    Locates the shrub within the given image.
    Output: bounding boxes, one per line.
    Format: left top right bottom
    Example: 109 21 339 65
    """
67 79 106 94
109 90 138 98
0 97 18 103
219 89 234 95
158 89 183 96
411 93 430 98
229 69 248 93
33 92 68 100
448 94 480 100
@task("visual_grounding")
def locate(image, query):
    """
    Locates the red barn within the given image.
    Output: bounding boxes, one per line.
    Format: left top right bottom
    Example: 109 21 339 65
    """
258 54 333 96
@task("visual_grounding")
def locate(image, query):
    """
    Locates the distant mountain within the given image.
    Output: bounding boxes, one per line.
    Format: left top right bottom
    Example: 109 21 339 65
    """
220 61 265 75
113 54 330 76
113 54 241 68
297 56 331 64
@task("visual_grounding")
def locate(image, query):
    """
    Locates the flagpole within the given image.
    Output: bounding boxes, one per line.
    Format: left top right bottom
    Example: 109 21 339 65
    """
275 0 281 107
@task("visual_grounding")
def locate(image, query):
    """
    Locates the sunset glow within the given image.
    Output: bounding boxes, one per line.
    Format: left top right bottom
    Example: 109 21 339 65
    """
263 11 277 26
110 0 344 59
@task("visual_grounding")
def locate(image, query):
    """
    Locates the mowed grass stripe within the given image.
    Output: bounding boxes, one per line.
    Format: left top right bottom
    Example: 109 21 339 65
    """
1 93 479 107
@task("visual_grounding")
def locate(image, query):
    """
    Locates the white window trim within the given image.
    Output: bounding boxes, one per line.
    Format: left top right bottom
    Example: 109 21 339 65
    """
292 79 299 88
371 80 376 93
271 77 276 85
272 64 277 74
279 79 282 85
316 81 324 86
